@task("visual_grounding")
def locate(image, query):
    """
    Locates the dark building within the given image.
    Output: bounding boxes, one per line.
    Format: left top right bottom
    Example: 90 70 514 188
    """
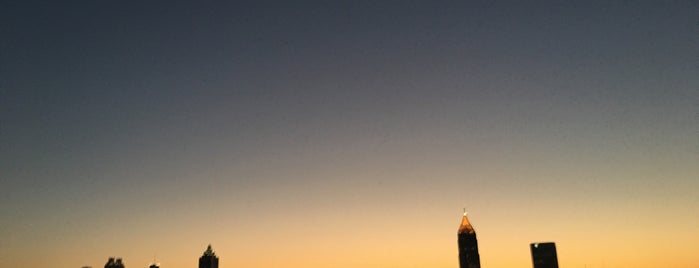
457 212 481 268
105 258 125 268
199 245 219 268
530 242 559 268
149 256 160 268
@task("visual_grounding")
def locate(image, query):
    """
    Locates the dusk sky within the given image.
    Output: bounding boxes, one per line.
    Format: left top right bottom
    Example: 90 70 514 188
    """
1 1 697 268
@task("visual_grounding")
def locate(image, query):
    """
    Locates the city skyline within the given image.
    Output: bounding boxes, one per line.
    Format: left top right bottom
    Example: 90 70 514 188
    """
74 217 556 268
1 1 698 268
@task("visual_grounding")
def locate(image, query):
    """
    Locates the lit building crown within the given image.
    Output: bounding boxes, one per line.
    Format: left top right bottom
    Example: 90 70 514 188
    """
458 212 475 234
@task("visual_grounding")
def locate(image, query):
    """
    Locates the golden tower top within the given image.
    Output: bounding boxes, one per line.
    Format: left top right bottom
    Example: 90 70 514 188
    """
458 211 475 234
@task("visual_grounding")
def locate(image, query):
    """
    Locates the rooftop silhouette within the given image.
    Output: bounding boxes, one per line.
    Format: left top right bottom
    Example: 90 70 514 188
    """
531 242 559 268
199 244 219 268
104 257 125 268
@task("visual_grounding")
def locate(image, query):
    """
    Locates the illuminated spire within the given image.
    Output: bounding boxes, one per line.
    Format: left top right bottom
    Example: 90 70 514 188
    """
458 211 475 234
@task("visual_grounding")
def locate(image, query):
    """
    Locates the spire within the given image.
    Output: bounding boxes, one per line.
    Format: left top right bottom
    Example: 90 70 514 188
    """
203 244 216 256
458 211 475 234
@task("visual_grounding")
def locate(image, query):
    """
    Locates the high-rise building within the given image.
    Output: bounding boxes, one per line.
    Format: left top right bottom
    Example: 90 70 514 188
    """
457 212 481 268
104 257 125 268
199 245 219 268
530 242 559 268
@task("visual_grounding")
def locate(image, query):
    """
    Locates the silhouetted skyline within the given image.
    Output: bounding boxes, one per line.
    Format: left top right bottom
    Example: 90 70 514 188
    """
1 1 697 268
80 219 562 268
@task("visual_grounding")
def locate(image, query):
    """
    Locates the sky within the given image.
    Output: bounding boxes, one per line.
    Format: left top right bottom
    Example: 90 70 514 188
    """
1 1 698 268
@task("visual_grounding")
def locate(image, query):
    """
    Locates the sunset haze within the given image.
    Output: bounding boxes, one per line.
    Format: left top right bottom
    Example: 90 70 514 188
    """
1 1 697 268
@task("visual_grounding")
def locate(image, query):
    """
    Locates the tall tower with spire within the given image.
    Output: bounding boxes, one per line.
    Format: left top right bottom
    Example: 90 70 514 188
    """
458 211 481 268
199 245 219 268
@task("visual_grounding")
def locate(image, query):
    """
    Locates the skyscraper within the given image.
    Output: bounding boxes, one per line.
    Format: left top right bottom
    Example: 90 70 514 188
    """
199 245 218 268
457 212 481 268
530 242 559 268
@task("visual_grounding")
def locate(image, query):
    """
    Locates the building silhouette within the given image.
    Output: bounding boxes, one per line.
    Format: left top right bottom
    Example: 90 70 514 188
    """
149 256 160 268
457 212 481 268
199 245 219 268
105 258 125 268
530 242 559 268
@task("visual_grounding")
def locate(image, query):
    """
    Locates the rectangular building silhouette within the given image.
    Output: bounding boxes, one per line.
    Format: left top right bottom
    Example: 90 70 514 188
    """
530 242 558 268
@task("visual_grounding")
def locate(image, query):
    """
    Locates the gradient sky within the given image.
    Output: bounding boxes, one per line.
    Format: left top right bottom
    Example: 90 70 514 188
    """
1 1 698 268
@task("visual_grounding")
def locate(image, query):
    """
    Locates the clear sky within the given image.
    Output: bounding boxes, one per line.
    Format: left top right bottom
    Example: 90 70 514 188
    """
1 1 697 268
